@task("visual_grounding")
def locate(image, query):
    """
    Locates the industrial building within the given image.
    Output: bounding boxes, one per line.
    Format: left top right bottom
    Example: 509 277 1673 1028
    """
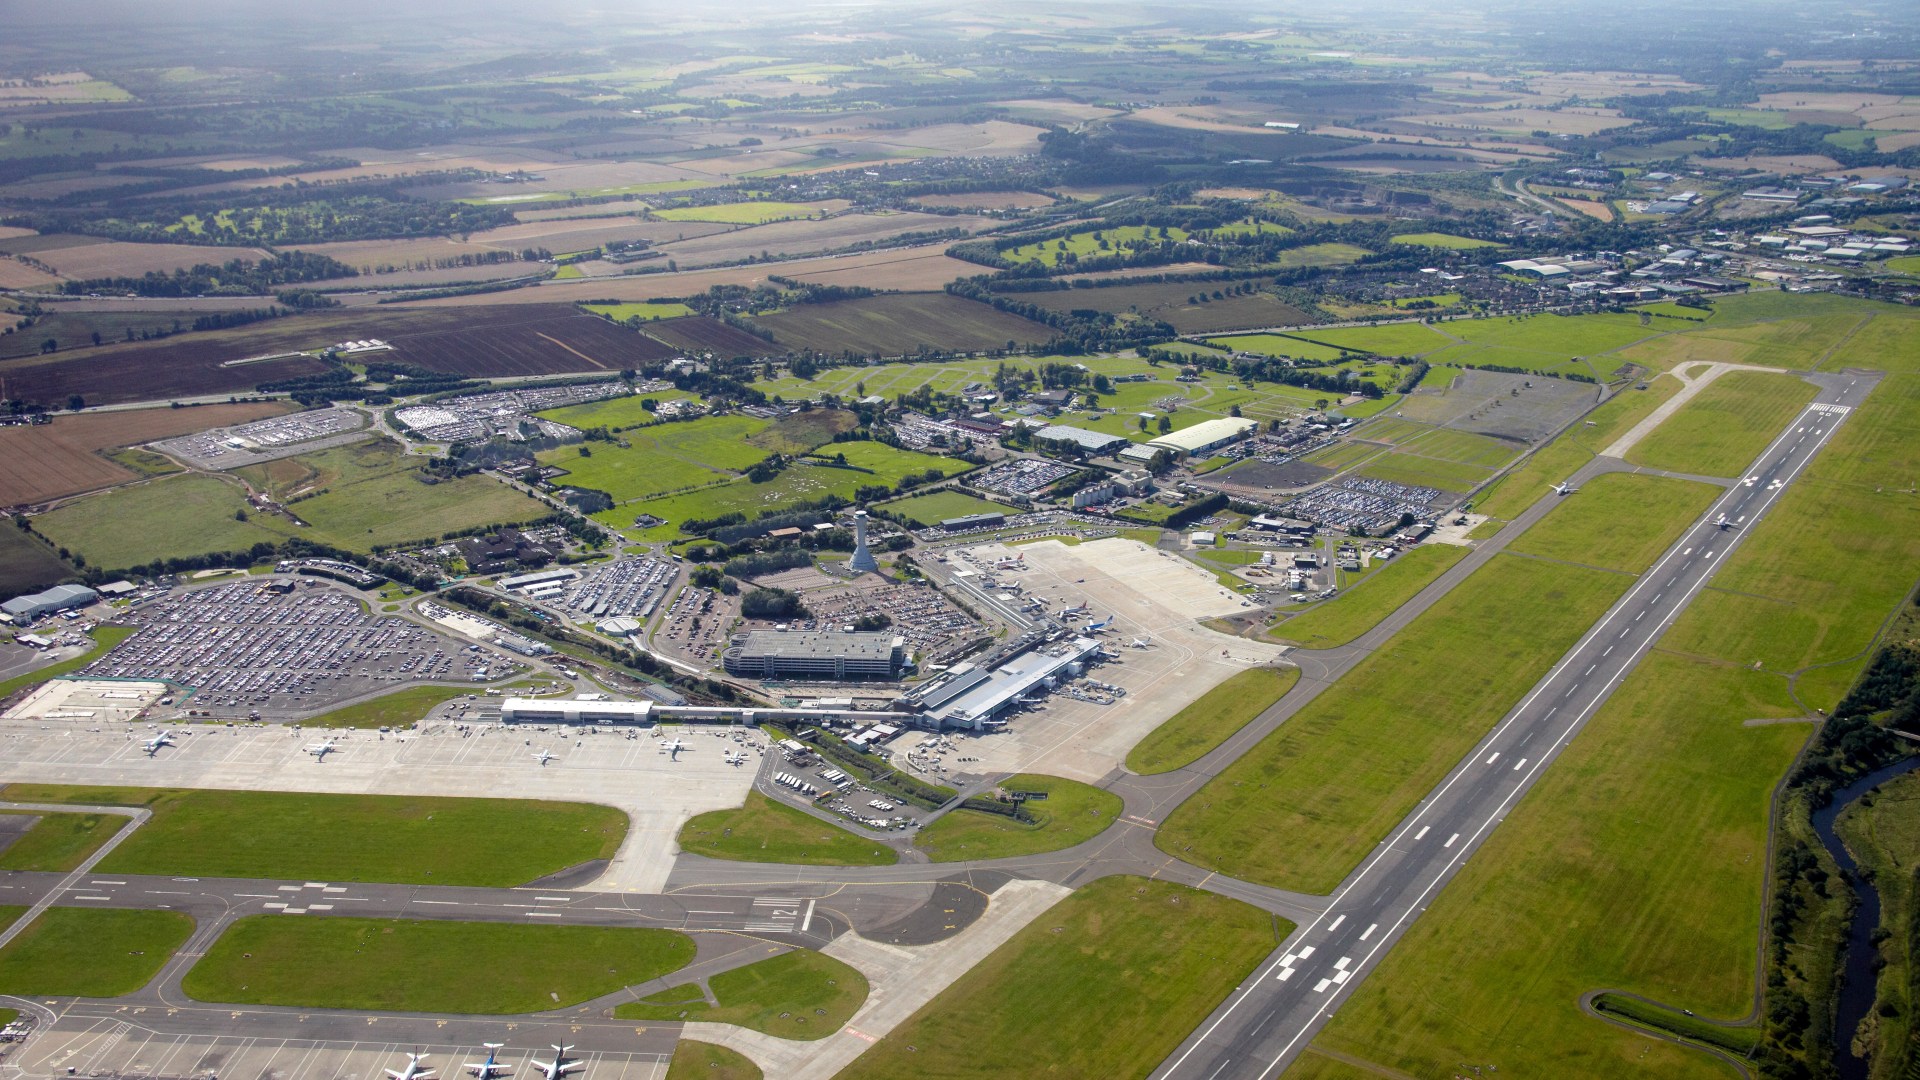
1145 416 1258 457
498 568 578 592
1032 425 1129 455
502 697 655 724
723 629 906 681
2 584 99 621
905 636 1104 730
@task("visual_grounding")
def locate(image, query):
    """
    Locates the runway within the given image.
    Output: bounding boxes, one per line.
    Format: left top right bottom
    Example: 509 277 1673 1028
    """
1150 372 1876 1079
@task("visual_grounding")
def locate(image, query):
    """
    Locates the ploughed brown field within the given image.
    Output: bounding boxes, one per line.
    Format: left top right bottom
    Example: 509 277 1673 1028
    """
639 315 781 358
0 305 680 406
0 400 291 506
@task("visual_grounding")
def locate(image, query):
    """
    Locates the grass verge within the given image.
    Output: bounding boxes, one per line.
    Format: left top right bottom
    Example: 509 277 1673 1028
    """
302 684 476 728
678 792 896 866
183 916 693 1013
614 947 867 1040
913 774 1121 862
1126 666 1300 775
666 1041 760 1080
0 811 125 872
1626 370 1815 478
1268 545 1468 649
0 908 194 998
1159 554 1629 892
1504 472 1721 574
0 786 627 887
1591 992 1760 1056
836 876 1281 1080
0 625 136 700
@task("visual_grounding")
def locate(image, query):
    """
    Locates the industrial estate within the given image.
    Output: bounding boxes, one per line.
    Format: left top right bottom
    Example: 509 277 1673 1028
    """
2 2 1920 1079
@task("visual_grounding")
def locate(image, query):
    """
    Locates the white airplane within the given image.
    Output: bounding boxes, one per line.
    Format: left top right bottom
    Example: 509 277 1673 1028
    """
140 731 177 756
1056 602 1089 618
1552 482 1579 496
723 750 747 766
529 1047 582 1080
386 1053 433 1080
1714 514 1738 530
660 738 686 759
1128 637 1152 649
466 1045 512 1078
1083 616 1112 634
306 738 339 760
533 749 557 766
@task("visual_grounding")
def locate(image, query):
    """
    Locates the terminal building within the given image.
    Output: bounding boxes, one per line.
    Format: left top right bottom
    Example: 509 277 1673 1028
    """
2 584 99 621
904 636 1104 730
723 630 906 681
502 697 654 724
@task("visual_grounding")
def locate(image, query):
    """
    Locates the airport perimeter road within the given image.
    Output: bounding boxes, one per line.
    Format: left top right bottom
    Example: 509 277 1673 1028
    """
1152 372 1876 1080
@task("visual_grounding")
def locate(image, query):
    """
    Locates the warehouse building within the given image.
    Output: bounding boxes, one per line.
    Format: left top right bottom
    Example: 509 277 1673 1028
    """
2 584 99 621
1032 425 1128 455
1145 416 1258 457
723 630 906 681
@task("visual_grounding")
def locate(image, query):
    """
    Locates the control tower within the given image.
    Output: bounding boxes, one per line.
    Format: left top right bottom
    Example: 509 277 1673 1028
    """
847 509 880 574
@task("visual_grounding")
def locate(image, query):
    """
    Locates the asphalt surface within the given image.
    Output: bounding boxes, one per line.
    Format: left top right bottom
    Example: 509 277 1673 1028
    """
1149 371 1875 1080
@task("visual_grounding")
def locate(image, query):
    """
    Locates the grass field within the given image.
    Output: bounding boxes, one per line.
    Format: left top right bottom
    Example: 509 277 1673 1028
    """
538 414 771 503
666 1042 759 1080
913 774 1121 861
1294 654 1805 1080
1282 322 1455 357
677 792 895 865
1470 377 1681 521
836 876 1281 1080
1625 370 1815 477
616 442 966 538
1158 554 1630 892
1126 666 1301 775
0 525 74 597
614 947 867 1039
534 391 696 431
880 490 1018 527
267 440 550 551
654 201 825 224
1269 544 1468 649
583 302 694 321
1506 472 1720 574
1389 232 1501 249
1271 242 1372 268
184 917 693 1013
301 684 476 728
0 908 194 998
0 810 124 872
33 475 294 570
0 624 135 699
999 225 1192 266
0 786 627 886
1355 451 1493 492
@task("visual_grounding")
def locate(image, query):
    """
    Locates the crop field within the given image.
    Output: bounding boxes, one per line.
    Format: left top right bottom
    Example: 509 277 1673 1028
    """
2 785 628 886
382 305 678 375
0 401 290 506
1389 232 1500 249
677 792 896 865
1505 472 1720 574
583 301 693 321
640 315 782 357
1126 665 1301 774
652 201 828 224
617 441 967 537
750 293 1054 355
0 343 328 410
648 211 985 270
999 225 1193 266
0 810 123 872
1018 282 1317 334
880 490 1018 526
0 525 74 596
0 908 194 998
33 474 296 570
1626 371 1816 477
1158 554 1631 892
0 309 246 361
33 240 274 279
185 917 693 1013
1269 543 1469 649
261 439 549 551
1281 322 1455 357
836 877 1280 1080
614 948 868 1039
1298 655 1804 1080
539 414 770 502
914 774 1121 861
